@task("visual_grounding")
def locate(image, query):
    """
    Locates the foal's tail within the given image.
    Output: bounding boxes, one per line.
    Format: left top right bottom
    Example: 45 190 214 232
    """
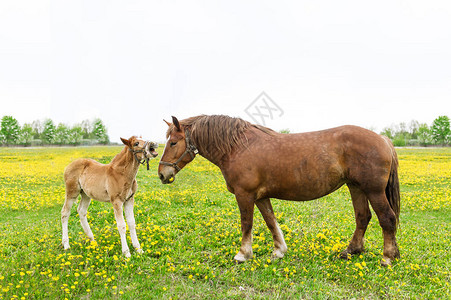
384 138 400 227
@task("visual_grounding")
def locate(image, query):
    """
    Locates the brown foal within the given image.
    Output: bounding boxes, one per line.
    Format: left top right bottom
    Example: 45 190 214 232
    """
158 115 400 266
61 136 158 257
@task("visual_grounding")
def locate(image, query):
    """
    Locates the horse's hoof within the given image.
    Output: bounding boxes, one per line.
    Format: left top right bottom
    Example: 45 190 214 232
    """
136 248 143 254
123 250 131 258
234 252 252 263
271 249 285 260
381 256 392 267
339 251 351 260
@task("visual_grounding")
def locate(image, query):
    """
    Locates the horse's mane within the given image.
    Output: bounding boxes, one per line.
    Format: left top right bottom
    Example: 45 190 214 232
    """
166 115 276 157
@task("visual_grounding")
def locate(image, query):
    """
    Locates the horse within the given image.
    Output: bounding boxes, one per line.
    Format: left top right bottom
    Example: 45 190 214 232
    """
61 136 158 257
158 115 400 266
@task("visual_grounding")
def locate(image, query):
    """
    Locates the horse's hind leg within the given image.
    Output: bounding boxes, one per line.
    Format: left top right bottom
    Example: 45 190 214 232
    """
340 184 372 259
77 192 94 242
367 191 399 266
61 184 79 250
111 198 131 258
124 196 142 253
256 198 287 259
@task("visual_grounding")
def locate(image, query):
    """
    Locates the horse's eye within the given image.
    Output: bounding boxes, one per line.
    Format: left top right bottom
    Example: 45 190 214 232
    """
134 142 139 146
170 141 177 147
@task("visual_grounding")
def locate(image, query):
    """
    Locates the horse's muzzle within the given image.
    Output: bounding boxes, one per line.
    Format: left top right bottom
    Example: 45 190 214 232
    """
158 168 175 184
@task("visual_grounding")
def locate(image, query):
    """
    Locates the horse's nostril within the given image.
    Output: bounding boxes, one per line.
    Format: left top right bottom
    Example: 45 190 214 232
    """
159 173 164 180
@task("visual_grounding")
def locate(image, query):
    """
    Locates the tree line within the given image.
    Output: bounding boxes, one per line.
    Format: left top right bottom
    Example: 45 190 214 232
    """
380 115 450 146
0 116 109 146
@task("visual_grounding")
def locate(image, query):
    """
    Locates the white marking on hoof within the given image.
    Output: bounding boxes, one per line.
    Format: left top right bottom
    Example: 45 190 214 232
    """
123 250 131 258
271 248 285 259
136 248 143 254
381 256 392 267
62 240 70 250
234 251 252 263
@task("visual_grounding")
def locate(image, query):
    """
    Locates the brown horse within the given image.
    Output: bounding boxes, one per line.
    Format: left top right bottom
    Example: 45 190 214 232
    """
158 115 400 266
62 136 158 257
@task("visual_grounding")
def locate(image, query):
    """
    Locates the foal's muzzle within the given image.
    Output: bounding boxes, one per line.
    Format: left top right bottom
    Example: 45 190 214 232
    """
146 141 159 158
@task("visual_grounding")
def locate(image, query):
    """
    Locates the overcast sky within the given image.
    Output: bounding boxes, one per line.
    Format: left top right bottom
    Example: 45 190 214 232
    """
1 0 450 142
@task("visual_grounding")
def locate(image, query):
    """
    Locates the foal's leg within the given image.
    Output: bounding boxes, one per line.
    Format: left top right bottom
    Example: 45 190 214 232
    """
61 188 79 250
234 193 255 263
340 184 372 259
367 191 399 266
255 198 287 259
77 192 94 242
111 198 131 258
124 197 142 253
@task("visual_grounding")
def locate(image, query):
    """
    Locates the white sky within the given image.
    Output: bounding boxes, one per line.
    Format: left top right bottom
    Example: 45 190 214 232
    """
1 0 450 142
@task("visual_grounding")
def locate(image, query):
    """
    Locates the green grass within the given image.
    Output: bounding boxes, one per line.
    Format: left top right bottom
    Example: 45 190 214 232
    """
0 147 450 299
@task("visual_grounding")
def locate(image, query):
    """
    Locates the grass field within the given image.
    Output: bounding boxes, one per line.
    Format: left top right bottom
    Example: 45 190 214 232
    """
0 146 450 299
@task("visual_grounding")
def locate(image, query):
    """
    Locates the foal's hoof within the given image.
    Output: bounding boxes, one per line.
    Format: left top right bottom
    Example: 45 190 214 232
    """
234 252 252 263
123 250 131 258
136 248 143 254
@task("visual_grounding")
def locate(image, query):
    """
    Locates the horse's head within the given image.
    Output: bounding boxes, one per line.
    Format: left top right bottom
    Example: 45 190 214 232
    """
121 136 159 165
158 116 198 184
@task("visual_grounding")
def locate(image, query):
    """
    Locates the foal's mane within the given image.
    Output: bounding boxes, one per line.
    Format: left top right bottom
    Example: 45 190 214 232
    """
166 115 275 157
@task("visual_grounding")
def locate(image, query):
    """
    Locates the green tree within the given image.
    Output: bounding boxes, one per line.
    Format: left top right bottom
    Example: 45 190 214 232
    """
380 127 394 140
279 128 290 134
31 120 43 139
54 123 69 145
1 116 20 145
409 120 420 139
81 119 92 139
431 116 450 146
19 123 34 146
41 119 56 145
92 118 109 144
417 123 431 146
68 125 84 145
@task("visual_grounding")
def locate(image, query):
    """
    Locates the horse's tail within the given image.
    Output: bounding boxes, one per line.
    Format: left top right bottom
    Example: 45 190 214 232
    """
384 137 400 227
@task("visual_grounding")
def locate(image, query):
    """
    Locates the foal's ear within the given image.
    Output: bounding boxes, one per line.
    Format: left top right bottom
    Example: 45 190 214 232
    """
172 116 181 131
120 137 131 147
163 119 171 127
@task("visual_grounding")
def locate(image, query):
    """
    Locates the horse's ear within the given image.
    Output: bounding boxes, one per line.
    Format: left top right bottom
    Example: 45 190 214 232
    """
172 116 181 131
163 119 171 127
120 137 131 147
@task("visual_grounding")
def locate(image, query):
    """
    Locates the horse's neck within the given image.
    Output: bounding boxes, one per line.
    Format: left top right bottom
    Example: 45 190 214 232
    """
198 127 268 167
197 142 236 167
110 147 139 178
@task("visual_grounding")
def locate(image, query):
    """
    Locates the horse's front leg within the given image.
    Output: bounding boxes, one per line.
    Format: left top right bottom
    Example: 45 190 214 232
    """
255 198 287 259
112 198 131 258
234 193 255 263
124 197 142 253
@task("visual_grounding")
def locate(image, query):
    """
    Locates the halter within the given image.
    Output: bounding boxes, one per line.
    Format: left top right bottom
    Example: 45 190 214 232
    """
159 129 198 172
129 141 156 170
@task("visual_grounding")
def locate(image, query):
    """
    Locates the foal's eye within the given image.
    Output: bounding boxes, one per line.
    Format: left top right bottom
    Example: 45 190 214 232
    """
134 142 139 147
170 141 177 147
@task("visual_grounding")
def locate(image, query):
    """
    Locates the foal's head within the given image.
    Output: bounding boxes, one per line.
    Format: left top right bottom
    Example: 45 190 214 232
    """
120 136 158 163
158 116 197 184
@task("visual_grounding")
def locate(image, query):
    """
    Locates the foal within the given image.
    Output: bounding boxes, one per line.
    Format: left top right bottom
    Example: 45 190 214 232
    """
61 136 158 257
